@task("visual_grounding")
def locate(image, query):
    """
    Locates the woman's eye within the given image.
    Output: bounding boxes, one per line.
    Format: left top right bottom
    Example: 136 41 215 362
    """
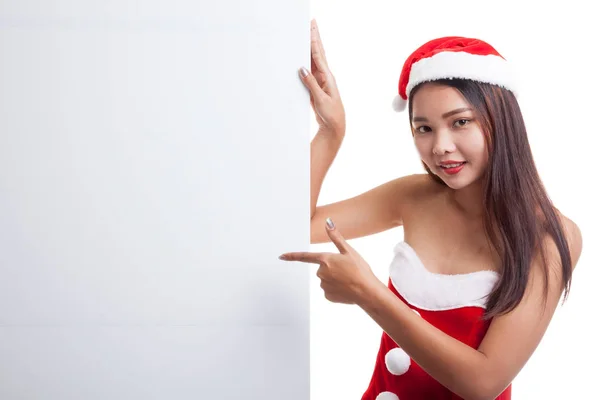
454 119 470 127
415 126 431 134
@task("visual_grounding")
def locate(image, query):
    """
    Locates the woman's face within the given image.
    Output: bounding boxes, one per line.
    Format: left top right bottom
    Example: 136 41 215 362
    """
410 82 488 189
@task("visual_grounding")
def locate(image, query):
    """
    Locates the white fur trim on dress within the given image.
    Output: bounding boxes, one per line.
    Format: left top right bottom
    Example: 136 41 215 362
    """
389 241 499 311
405 51 519 100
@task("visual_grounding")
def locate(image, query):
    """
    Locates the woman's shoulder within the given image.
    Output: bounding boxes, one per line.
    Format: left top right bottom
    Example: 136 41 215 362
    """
402 173 447 205
554 211 583 272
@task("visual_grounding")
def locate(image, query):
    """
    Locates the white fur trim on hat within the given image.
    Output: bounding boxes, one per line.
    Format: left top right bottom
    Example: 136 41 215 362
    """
406 51 518 99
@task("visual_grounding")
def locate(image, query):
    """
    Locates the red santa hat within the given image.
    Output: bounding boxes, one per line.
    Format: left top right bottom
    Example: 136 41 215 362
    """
392 36 518 112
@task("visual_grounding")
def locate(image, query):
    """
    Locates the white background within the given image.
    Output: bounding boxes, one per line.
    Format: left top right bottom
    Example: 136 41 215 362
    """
0 1 311 399
308 1 599 399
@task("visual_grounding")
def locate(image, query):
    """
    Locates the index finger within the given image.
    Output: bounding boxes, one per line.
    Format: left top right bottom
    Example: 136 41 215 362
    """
279 251 324 264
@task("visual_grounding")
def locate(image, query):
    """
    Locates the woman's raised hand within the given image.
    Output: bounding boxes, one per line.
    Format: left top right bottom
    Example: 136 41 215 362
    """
299 19 346 137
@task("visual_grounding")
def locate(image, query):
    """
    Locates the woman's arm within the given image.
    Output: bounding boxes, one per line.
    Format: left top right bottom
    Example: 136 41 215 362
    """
357 219 582 400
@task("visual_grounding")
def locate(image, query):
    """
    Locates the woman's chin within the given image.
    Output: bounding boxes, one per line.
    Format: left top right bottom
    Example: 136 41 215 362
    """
436 172 470 189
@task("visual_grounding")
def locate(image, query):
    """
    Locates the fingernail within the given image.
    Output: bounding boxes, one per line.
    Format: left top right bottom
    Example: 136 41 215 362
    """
326 217 335 230
279 255 287 260
300 67 309 77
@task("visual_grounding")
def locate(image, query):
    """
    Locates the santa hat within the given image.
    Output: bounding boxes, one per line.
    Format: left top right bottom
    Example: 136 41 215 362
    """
392 36 518 112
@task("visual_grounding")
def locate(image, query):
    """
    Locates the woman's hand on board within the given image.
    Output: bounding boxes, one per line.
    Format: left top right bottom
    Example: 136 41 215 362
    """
298 19 346 138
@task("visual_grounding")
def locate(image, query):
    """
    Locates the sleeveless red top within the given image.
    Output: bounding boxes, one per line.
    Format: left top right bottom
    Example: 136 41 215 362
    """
361 241 511 400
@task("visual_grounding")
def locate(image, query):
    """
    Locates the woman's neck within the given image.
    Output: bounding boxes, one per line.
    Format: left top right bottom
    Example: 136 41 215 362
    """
445 181 485 221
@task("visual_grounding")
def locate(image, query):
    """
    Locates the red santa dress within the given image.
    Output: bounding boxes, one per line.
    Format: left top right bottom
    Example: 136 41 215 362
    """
361 241 512 400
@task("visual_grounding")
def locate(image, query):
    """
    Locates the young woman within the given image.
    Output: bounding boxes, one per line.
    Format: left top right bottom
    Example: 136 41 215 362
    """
279 20 583 400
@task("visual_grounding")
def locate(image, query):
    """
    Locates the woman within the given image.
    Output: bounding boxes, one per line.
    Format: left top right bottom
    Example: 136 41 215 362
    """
279 20 583 400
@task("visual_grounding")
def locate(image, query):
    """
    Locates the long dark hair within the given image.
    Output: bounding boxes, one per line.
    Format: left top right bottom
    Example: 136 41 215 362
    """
408 79 572 319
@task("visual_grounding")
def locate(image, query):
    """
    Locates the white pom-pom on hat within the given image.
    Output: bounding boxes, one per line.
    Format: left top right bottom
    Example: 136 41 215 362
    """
392 94 407 112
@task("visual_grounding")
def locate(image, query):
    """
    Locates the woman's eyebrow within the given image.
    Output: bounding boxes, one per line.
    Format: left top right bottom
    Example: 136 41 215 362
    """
412 107 473 123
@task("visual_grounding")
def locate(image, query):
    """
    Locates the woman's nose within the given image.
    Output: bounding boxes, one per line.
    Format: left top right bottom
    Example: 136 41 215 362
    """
432 131 456 155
